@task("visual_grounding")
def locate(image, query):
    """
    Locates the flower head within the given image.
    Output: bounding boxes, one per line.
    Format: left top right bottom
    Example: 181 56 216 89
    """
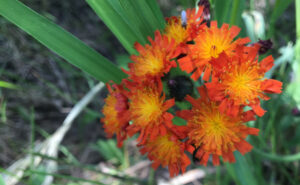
205 45 282 116
177 87 259 165
140 132 190 177
125 79 175 144
178 21 250 81
164 6 205 46
126 31 179 81
101 83 129 147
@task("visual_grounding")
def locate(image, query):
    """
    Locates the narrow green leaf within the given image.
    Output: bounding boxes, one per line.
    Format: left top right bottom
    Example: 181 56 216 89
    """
119 1 155 38
172 116 187 126
270 0 294 24
87 0 165 55
297 0 300 39
214 0 232 24
0 175 5 185
146 0 166 28
133 0 165 30
230 0 240 25
0 81 19 89
87 0 145 54
268 0 294 37
0 0 126 83
253 148 300 162
227 152 258 185
28 170 106 185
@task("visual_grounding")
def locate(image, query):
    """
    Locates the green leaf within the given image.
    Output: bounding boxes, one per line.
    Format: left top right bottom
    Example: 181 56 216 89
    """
213 0 232 24
0 0 126 83
172 116 187 126
268 0 294 37
29 166 47 185
0 81 19 89
213 0 245 28
145 0 166 28
227 152 259 185
87 0 165 55
28 170 106 185
93 139 124 165
0 175 5 185
87 0 145 54
270 0 294 25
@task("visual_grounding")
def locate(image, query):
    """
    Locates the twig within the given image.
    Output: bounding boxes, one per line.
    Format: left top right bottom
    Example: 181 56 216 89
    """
2 82 104 185
158 168 215 185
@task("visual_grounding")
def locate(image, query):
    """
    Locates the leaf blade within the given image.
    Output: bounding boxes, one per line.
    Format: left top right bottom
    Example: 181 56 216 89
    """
0 0 126 83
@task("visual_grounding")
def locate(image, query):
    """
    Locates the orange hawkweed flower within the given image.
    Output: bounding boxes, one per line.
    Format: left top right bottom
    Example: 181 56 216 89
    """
205 45 282 117
140 132 190 177
126 31 180 81
178 21 250 81
177 87 259 165
125 79 175 144
101 83 129 147
164 6 205 46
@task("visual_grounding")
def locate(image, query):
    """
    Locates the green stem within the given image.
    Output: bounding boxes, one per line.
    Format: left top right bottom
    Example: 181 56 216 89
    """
27 170 106 185
253 148 300 162
296 0 300 39
230 0 239 25
30 107 35 171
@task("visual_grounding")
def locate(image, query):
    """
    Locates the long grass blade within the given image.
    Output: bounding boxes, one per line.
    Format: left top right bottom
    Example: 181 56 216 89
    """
0 81 19 90
87 0 165 55
0 0 126 83
0 175 5 185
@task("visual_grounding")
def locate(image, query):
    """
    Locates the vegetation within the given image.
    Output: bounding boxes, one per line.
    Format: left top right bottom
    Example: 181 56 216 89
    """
0 0 299 184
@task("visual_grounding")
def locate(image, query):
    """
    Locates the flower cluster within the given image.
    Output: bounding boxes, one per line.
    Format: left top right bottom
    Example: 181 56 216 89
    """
101 2 282 177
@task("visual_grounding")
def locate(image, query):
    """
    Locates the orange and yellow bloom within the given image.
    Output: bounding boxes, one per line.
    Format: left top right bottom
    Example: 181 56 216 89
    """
101 83 129 147
178 21 250 81
164 6 205 46
205 45 282 116
100 2 283 177
126 31 179 81
140 131 190 177
177 87 259 165
125 79 175 144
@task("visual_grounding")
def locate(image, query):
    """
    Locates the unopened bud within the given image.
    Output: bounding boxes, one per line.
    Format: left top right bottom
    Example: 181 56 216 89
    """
198 0 211 22
258 39 273 55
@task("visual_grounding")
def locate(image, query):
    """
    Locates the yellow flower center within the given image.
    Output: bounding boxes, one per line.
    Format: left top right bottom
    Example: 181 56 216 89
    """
148 135 181 164
165 18 188 45
191 103 240 154
134 50 164 77
203 108 228 136
209 45 220 58
224 62 262 103
130 89 163 127
193 27 234 60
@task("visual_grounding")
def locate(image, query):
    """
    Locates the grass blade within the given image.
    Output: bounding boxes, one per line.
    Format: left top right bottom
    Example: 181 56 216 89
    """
0 175 5 185
0 81 19 90
87 0 145 54
87 0 165 55
0 0 126 83
213 0 232 24
146 0 165 28
226 152 258 185
268 0 294 37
